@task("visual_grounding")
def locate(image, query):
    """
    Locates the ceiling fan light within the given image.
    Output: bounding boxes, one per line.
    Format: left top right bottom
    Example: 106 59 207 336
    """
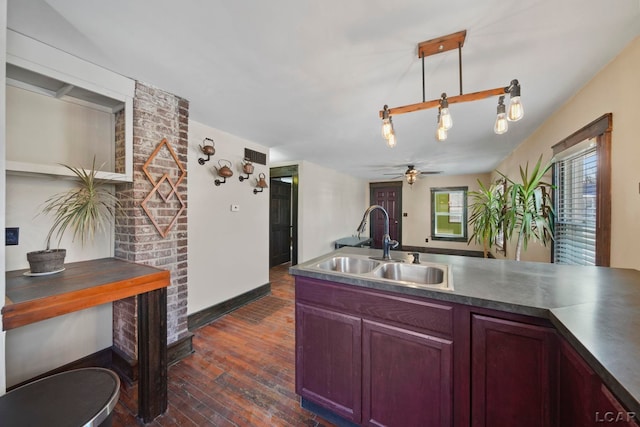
406 173 417 185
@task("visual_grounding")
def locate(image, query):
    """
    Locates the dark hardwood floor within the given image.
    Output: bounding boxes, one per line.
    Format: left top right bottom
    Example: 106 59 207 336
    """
112 263 335 426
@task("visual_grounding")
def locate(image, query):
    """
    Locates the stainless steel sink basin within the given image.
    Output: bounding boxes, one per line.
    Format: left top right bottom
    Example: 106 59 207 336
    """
372 263 445 285
316 257 380 274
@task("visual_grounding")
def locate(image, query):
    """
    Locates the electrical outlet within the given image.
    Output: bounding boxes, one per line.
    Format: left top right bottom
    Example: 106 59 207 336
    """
231 204 240 212
425 238 429 243
6 227 19 245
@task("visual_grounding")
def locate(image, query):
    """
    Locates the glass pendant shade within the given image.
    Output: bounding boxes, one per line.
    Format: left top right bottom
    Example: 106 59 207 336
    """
435 126 447 142
439 108 453 130
507 96 524 122
494 113 508 134
382 117 393 140
494 96 508 134
386 132 397 148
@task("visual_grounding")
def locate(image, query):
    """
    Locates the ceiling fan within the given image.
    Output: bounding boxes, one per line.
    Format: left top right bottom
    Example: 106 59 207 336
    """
384 165 441 185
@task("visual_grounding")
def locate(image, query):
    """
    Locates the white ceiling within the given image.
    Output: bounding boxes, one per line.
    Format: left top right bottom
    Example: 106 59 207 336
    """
7 0 640 179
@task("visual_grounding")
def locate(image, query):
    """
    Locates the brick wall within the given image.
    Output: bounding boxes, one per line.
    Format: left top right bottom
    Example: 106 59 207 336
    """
113 81 189 360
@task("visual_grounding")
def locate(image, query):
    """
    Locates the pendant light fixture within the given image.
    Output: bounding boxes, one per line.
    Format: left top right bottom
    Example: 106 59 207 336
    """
379 30 524 146
494 96 508 135
435 108 448 142
381 105 396 147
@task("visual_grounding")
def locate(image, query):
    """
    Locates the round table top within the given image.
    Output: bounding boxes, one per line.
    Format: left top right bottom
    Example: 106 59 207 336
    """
0 368 120 427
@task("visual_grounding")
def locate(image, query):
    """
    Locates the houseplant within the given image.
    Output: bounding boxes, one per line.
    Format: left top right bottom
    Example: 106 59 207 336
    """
500 155 555 261
467 180 505 258
27 158 121 274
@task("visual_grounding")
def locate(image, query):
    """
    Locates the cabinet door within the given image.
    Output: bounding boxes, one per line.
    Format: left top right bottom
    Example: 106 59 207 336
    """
557 339 598 426
295 303 362 423
363 320 453 427
594 384 640 426
471 314 556 427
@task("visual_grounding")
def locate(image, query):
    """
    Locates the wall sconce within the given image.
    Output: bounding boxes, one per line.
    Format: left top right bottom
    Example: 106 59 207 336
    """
198 137 216 165
239 158 254 182
253 172 268 194
214 159 233 186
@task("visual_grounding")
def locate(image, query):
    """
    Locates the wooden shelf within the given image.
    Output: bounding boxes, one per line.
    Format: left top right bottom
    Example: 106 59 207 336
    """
3 258 169 330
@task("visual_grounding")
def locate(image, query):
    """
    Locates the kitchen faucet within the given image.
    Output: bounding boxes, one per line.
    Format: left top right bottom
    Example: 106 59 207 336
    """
357 205 399 260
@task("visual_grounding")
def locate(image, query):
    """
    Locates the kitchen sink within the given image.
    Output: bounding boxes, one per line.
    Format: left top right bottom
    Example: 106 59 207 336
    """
312 253 452 291
316 257 380 274
372 263 446 286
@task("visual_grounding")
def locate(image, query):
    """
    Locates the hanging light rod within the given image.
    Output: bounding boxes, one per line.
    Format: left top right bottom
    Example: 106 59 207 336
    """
379 86 510 118
380 30 523 145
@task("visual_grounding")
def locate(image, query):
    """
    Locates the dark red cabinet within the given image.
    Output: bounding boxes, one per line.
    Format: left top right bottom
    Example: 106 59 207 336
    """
558 338 640 427
362 320 453 427
295 302 362 423
295 277 454 427
295 276 639 427
471 314 557 427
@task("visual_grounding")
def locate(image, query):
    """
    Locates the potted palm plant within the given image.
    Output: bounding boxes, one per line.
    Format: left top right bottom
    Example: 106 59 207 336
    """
500 155 555 261
468 180 505 258
26 158 121 274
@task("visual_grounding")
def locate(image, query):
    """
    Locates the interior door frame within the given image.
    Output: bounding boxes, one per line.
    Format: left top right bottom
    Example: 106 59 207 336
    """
270 165 299 266
368 181 403 248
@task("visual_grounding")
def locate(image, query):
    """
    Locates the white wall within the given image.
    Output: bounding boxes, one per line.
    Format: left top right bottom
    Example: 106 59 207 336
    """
1 0 8 394
187 120 270 315
281 160 368 263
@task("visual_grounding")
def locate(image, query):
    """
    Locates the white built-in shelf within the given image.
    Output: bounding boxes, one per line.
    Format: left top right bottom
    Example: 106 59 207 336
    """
5 30 135 183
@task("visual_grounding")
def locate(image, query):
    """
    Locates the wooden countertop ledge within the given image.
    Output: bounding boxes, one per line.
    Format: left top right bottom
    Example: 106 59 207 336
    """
3 258 170 331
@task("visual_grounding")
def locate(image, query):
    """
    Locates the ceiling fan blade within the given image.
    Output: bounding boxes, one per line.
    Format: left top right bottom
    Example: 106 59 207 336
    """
419 171 442 175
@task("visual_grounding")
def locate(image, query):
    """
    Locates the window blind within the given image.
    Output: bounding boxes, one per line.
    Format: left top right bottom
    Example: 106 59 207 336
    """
553 146 597 265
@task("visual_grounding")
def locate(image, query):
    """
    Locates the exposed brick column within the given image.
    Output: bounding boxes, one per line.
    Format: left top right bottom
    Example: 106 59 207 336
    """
113 81 189 364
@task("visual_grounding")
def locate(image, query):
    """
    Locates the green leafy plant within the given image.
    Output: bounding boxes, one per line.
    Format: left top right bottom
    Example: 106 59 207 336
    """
41 158 121 250
500 155 555 261
468 180 505 258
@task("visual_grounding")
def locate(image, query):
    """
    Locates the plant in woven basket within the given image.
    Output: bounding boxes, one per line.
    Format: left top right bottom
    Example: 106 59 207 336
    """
27 158 121 274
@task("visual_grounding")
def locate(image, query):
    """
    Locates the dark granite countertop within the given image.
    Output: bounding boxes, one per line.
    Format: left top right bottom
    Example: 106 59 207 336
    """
289 246 640 414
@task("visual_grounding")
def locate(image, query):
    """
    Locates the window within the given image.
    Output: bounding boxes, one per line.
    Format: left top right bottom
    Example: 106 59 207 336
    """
431 187 468 241
494 179 507 255
554 141 597 265
552 114 611 266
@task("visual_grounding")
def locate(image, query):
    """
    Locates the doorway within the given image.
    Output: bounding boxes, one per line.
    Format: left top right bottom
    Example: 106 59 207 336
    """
368 182 403 249
270 165 299 266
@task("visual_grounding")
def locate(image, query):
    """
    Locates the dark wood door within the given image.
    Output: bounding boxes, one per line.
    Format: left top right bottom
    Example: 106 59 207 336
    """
369 183 402 249
471 314 556 427
362 320 452 427
295 303 362 423
270 179 291 267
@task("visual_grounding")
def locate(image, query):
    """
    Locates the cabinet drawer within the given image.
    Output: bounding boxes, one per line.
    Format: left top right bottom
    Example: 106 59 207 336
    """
296 276 453 337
